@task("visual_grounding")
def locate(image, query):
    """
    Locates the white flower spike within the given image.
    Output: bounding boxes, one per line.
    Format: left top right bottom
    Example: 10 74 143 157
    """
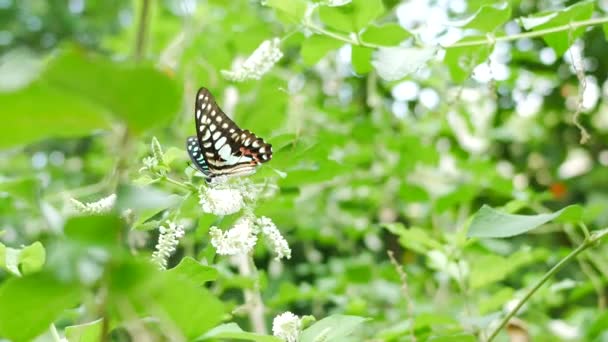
272 311 302 342
70 194 116 214
151 221 185 269
222 38 283 82
209 217 258 256
256 216 291 260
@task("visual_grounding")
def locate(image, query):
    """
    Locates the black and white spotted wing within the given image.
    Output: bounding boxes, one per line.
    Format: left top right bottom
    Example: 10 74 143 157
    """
186 87 273 180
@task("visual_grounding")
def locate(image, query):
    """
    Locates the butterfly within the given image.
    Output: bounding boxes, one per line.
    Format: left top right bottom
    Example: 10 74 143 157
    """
186 87 273 181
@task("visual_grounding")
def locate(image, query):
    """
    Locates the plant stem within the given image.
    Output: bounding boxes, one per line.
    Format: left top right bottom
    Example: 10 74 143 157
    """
303 22 382 49
161 175 195 192
305 16 608 51
447 16 608 48
237 253 267 334
134 0 151 61
49 324 62 342
486 228 608 341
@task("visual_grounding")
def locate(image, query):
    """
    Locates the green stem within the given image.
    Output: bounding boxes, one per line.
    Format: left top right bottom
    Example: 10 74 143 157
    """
161 175 195 192
238 253 267 334
134 0 151 61
49 324 62 342
486 227 608 341
304 22 382 49
447 16 608 49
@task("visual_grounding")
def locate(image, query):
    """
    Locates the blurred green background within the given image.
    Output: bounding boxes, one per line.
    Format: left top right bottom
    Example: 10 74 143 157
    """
1 0 608 341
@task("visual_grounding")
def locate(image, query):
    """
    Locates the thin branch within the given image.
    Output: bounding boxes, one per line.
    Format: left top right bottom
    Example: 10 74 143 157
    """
387 250 417 342
238 253 267 334
303 22 382 49
486 228 608 341
446 16 608 49
134 0 151 61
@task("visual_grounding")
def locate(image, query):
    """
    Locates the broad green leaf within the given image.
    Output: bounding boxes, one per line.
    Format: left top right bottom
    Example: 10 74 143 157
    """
0 83 110 148
168 257 218 285
42 48 182 134
519 1 594 56
604 23 608 41
428 334 476 342
301 35 343 66
116 185 181 213
361 23 411 46
467 204 583 238
108 260 224 339
371 47 436 81
0 241 45 276
453 3 511 32
351 45 374 74
64 215 123 247
65 319 103 342
0 177 38 204
300 315 368 342
264 0 308 23
0 273 83 341
444 36 491 82
383 224 442 254
198 323 282 342
318 0 384 33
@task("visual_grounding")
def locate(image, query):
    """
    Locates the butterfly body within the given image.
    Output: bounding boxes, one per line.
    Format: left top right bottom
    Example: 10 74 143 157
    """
186 87 272 180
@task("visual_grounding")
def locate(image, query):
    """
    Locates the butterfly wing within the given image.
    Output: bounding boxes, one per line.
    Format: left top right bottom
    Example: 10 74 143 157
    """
186 136 211 178
192 87 273 179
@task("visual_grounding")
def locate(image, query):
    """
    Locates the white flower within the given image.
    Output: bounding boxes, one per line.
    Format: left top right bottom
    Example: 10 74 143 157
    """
209 217 258 256
272 311 301 342
151 221 185 269
70 194 116 214
199 187 244 216
221 38 283 82
256 216 291 260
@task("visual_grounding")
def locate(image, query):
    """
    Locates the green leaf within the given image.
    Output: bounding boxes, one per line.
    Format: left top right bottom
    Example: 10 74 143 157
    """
520 1 594 56
301 35 344 66
604 23 608 41
383 224 442 254
108 260 225 339
455 3 511 32
361 23 412 46
0 241 46 276
371 47 436 81
428 334 476 342
351 45 374 74
0 83 110 148
116 185 181 213
300 315 368 342
198 323 282 342
64 215 124 247
264 0 308 23
318 0 385 33
42 48 182 134
0 273 83 341
167 257 218 285
65 319 103 342
444 36 491 82
467 204 583 238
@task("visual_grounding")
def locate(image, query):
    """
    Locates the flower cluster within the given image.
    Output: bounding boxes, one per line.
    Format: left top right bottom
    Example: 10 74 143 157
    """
70 194 116 214
257 216 291 260
151 221 185 269
209 215 291 260
272 311 302 342
209 217 258 255
199 187 244 216
222 38 283 82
